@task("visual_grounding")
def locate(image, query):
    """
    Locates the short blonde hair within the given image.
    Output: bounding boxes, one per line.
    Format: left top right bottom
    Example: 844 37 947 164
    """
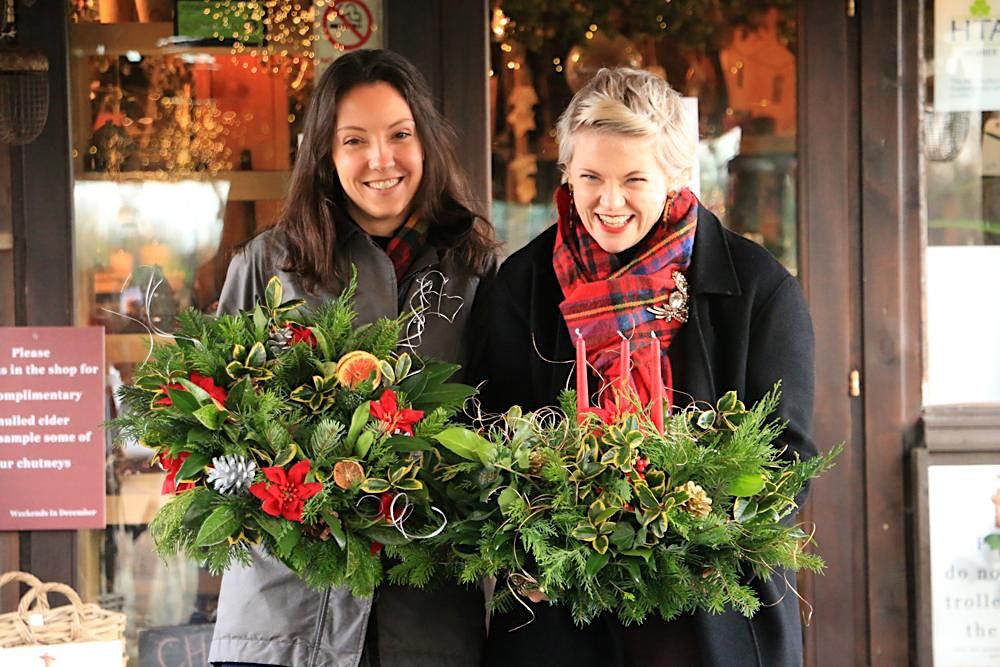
556 67 696 191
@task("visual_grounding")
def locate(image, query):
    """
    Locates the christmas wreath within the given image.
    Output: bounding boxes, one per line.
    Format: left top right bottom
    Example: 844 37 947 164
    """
111 275 479 596
440 388 841 626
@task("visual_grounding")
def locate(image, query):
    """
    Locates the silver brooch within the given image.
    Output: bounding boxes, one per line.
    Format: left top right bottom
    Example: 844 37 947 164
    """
647 271 689 323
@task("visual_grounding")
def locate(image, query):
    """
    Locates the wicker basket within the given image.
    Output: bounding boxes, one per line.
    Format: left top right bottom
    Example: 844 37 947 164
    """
0 571 126 653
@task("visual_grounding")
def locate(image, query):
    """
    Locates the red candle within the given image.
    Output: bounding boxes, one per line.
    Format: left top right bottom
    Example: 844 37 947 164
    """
651 333 664 434
619 334 630 395
575 329 589 412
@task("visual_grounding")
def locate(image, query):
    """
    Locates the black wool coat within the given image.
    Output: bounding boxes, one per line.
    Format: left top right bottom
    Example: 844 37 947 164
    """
469 206 816 667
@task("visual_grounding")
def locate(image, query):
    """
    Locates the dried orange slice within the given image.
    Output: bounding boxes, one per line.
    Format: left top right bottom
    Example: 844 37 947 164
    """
335 350 382 389
333 460 365 489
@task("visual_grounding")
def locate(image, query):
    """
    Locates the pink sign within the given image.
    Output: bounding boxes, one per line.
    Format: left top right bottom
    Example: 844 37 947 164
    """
0 327 106 530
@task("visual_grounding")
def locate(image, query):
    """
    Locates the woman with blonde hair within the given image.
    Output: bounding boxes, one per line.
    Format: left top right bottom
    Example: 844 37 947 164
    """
474 67 815 667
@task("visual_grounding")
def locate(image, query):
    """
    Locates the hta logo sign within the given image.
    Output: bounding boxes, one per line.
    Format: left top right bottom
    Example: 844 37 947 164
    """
951 0 999 42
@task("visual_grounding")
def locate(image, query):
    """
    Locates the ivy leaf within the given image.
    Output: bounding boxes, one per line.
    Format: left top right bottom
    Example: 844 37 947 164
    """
497 486 521 514
194 505 240 546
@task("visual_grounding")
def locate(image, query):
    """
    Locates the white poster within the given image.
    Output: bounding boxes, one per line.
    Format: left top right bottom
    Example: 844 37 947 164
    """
0 640 123 666
934 0 1000 111
929 464 1000 666
313 0 384 79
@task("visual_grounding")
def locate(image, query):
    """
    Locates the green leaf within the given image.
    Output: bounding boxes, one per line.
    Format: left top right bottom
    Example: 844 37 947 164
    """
432 427 495 465
362 524 410 546
716 390 739 412
177 377 214 405
194 505 240 546
734 498 759 523
585 551 611 577
410 384 476 411
252 306 268 338
175 452 210 482
571 524 599 541
394 478 423 491
634 482 660 511
593 534 609 554
360 478 391 494
497 486 521 514
247 341 267 366
192 403 227 430
312 328 331 359
726 473 766 497
609 521 636 549
323 511 347 549
696 410 716 429
166 387 200 415
620 548 653 562
255 515 284 539
355 431 375 458
385 435 433 453
264 276 283 310
346 402 371 448
276 523 302 557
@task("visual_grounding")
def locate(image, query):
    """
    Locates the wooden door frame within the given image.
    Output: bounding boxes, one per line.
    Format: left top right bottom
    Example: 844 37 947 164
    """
800 0 921 664
798 0 867 664
0 0 77 597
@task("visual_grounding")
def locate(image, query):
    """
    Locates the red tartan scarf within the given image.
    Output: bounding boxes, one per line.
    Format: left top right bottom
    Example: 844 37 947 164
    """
383 214 430 281
553 183 698 410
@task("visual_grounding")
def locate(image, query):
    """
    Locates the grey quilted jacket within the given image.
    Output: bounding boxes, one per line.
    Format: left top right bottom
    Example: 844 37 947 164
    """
208 223 489 667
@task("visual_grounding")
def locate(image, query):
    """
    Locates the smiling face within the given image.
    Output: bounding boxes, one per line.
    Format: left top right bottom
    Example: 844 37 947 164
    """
566 130 671 254
332 82 424 236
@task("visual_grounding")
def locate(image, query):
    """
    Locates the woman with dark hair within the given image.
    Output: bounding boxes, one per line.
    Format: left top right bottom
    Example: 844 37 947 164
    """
209 49 496 667
473 67 814 667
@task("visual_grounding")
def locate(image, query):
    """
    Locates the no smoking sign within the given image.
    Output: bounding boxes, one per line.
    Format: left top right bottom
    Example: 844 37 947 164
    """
322 0 374 51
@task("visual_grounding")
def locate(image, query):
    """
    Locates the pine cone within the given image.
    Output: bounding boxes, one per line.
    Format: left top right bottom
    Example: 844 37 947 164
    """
207 455 258 494
676 481 713 518
267 327 294 355
528 450 546 474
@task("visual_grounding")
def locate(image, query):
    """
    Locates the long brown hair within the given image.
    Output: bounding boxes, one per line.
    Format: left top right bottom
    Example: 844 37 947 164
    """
278 49 495 291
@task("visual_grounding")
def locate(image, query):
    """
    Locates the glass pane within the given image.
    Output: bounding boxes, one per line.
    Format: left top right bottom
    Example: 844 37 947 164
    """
67 9 314 661
923 0 1000 405
488 4 798 273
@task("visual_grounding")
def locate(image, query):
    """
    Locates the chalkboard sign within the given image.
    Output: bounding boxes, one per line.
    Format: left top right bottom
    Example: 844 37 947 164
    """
138 623 214 667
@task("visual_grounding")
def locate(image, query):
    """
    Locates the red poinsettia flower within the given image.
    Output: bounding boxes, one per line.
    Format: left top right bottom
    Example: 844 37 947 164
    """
153 382 184 406
155 451 195 494
248 460 324 522
154 372 228 408
370 542 384 555
287 323 317 348
190 371 228 407
369 389 424 436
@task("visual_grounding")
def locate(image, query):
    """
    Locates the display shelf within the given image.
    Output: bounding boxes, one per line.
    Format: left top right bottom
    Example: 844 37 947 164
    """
71 21 236 56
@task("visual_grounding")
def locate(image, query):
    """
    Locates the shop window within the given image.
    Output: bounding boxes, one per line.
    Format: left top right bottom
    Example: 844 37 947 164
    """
488 2 799 273
68 3 315 661
923 0 1000 405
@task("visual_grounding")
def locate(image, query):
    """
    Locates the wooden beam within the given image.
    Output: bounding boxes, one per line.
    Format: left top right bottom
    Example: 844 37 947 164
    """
797 0 867 664
859 0 922 664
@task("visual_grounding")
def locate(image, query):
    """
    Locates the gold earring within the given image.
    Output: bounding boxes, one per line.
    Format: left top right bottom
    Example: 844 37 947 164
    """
661 191 677 223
